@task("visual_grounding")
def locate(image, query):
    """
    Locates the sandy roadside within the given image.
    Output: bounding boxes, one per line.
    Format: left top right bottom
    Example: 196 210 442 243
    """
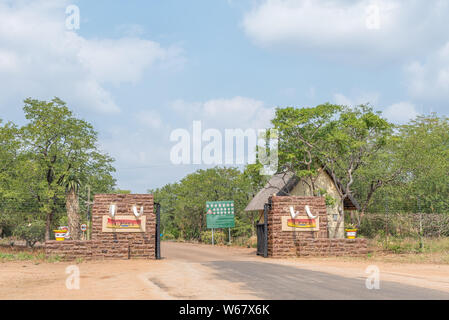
1 242 448 299
0 259 258 300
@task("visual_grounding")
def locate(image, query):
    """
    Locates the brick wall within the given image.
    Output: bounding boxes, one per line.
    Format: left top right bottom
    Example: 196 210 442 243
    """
268 196 328 258
267 196 367 258
296 238 368 257
45 194 156 261
45 240 129 261
91 194 156 259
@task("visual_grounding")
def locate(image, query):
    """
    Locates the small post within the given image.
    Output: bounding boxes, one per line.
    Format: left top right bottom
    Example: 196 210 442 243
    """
419 213 424 251
155 203 161 259
228 227 231 244
418 197 423 251
263 202 269 258
384 197 389 248
86 185 91 240
212 228 214 246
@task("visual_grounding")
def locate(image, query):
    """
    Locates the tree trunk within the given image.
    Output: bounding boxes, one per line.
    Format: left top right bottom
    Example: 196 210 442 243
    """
66 188 80 240
251 213 256 236
45 211 53 241
332 199 345 238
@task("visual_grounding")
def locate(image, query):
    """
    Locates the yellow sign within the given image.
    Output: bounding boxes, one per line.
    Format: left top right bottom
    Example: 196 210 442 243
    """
281 216 319 232
102 215 146 233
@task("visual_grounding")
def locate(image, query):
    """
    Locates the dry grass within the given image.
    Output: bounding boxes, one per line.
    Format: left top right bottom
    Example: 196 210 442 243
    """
2 235 448 264
0 245 61 263
343 237 449 265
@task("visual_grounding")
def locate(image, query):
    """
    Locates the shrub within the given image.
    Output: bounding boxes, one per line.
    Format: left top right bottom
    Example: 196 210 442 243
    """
13 221 45 248
0 212 20 238
200 230 226 245
162 233 175 240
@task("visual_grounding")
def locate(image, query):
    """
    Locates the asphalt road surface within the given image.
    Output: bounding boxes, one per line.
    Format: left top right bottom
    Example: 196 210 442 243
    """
162 242 449 300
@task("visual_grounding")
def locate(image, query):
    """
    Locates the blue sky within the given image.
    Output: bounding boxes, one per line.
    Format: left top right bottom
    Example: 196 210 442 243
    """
1 0 449 192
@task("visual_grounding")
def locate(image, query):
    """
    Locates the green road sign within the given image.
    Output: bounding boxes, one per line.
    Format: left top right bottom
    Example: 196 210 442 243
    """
206 201 235 229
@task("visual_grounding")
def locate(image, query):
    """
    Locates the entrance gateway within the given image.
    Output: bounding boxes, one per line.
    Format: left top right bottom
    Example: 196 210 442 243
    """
45 194 161 260
255 196 368 258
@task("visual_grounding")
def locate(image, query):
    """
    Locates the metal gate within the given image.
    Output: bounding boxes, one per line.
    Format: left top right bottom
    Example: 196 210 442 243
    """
256 223 265 256
256 202 270 258
155 202 161 259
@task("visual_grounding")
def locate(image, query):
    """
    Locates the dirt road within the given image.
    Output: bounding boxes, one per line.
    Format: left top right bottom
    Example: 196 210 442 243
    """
1 241 449 299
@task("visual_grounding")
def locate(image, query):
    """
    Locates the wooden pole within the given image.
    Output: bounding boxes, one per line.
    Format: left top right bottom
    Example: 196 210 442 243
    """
418 197 423 251
86 185 91 240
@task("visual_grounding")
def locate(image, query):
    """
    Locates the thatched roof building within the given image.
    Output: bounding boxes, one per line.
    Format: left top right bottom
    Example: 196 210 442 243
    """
245 170 360 212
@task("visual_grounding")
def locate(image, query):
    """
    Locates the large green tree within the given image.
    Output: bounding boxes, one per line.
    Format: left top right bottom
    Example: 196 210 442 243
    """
364 114 449 214
151 166 262 241
272 104 394 233
18 97 116 240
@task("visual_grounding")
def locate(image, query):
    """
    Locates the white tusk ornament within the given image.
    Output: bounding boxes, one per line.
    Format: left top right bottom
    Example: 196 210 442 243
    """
109 204 116 218
305 205 317 219
132 205 144 217
289 206 299 219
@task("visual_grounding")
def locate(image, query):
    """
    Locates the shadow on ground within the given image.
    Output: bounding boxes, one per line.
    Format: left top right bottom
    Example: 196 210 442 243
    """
204 260 449 300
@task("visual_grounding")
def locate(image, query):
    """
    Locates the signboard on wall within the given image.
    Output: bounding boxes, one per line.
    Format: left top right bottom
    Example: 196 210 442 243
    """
281 216 319 232
206 201 235 229
102 215 146 233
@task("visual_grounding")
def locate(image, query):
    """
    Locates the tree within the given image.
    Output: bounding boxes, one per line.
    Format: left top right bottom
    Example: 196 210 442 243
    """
365 114 449 214
0 120 25 237
62 172 81 240
271 103 341 194
151 167 262 241
19 97 116 240
272 104 394 235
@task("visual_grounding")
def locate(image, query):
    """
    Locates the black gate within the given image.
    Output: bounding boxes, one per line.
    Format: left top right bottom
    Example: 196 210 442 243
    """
256 223 265 256
256 202 270 258
155 202 161 259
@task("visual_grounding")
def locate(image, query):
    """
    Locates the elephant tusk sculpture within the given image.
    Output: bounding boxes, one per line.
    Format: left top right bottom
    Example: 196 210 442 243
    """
109 204 116 218
305 205 317 219
289 206 299 219
290 205 317 219
132 205 144 217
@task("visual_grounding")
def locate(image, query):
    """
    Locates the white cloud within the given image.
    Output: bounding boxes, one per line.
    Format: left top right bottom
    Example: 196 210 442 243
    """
406 42 449 102
383 101 419 124
0 0 182 113
242 0 449 60
333 93 354 106
333 92 380 106
135 110 164 129
77 38 171 86
115 24 146 37
171 96 274 129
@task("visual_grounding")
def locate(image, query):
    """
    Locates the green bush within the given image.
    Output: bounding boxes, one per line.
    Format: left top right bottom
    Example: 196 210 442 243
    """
13 221 45 248
0 212 20 238
162 232 175 240
200 230 226 244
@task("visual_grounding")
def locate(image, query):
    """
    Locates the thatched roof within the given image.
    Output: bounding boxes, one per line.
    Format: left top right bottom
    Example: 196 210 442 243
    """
244 172 298 211
244 170 360 212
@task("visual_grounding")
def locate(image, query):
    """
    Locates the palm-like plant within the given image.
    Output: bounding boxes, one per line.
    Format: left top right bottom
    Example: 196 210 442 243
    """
61 172 81 240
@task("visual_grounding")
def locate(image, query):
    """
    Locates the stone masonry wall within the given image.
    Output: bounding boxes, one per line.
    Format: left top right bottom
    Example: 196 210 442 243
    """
45 240 129 261
268 196 328 258
296 238 368 257
45 194 156 260
268 196 367 258
91 194 156 259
